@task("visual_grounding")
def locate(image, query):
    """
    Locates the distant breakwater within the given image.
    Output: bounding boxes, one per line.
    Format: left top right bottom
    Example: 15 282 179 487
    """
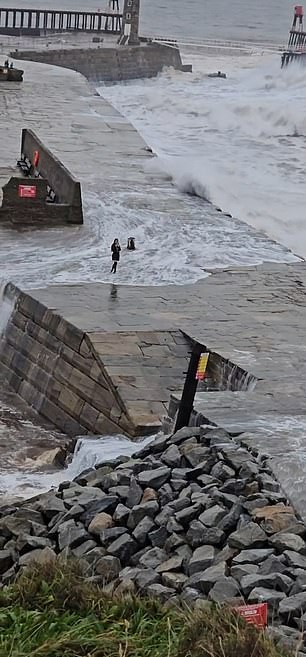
11 43 189 82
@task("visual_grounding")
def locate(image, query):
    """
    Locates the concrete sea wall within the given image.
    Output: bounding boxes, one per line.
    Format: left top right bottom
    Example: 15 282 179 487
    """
12 43 186 81
21 129 83 223
0 284 133 437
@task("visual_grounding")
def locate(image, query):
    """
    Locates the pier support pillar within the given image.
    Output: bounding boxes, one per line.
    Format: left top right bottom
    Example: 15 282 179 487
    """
119 0 140 45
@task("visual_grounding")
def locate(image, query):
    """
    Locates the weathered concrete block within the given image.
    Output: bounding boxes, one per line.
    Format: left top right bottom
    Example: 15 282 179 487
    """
79 403 99 430
39 397 87 436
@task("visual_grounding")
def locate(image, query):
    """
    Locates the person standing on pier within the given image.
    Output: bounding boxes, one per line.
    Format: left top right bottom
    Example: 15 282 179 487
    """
111 238 121 273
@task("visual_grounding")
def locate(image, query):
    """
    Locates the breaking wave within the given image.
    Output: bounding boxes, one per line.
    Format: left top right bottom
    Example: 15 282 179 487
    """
100 54 306 259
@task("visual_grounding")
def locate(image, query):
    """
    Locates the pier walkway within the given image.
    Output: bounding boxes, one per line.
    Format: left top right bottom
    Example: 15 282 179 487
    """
0 7 122 36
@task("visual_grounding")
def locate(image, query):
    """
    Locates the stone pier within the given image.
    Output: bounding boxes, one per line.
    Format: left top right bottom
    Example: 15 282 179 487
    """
0 51 305 515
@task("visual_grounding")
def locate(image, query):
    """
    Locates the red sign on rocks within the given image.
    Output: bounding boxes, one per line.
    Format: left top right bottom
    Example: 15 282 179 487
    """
18 184 37 199
236 603 268 628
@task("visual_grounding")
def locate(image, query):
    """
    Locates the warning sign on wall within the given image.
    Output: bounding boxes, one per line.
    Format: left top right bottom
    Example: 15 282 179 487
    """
18 185 37 199
236 603 268 628
195 353 209 380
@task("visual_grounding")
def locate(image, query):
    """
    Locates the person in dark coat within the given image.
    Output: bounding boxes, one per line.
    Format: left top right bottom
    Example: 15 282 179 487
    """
111 238 121 273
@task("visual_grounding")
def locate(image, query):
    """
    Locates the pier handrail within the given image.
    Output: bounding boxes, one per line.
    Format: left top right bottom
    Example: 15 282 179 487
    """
145 35 286 53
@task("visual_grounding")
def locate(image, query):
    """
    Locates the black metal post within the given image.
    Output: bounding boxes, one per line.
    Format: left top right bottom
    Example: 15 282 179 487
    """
174 341 204 432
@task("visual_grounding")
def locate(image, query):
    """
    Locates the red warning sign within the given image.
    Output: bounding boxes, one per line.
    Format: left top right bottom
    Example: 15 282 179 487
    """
18 185 37 199
236 603 268 628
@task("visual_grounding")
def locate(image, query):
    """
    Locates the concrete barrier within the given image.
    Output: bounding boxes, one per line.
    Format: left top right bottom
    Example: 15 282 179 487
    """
0 129 83 226
11 43 187 81
21 129 83 222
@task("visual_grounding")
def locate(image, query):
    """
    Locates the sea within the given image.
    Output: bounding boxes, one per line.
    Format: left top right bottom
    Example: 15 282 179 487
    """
1 0 306 496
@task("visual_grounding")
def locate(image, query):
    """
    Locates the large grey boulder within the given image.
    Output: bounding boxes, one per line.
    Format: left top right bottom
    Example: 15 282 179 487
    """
218 503 242 534
127 502 159 530
269 533 306 554
0 550 13 575
279 592 306 619
162 571 188 591
198 505 227 528
208 576 241 602
132 516 155 545
240 573 281 597
248 587 286 607
16 534 53 554
175 504 202 527
156 555 183 573
197 561 227 594
138 547 168 569
99 527 127 545
0 515 32 538
135 568 161 590
36 495 66 520
184 447 211 468
88 512 113 535
188 545 215 575
228 522 267 549
283 550 306 569
113 504 129 524
80 497 118 527
137 467 171 489
107 534 138 563
95 555 121 580
126 477 143 508
73 540 98 557
232 548 274 565
231 563 259 582
58 521 89 550
186 521 224 548
161 445 182 468
258 554 288 576
145 583 176 601
169 427 201 445
148 526 168 548
221 447 252 471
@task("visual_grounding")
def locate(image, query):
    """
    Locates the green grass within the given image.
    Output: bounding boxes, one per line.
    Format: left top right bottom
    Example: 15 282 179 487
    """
0 557 293 657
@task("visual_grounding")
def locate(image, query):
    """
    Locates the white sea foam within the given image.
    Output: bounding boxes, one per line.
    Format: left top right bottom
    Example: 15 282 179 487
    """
0 434 153 500
0 283 14 337
100 54 306 260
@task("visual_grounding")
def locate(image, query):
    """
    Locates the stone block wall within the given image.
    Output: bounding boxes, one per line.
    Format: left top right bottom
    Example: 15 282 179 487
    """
21 129 83 224
12 43 185 82
207 351 257 392
0 284 135 437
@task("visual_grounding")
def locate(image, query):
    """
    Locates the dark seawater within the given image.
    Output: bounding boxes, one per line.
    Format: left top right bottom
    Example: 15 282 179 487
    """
0 0 294 42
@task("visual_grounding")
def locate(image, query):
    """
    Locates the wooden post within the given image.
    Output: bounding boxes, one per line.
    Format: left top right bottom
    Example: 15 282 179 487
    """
174 341 204 432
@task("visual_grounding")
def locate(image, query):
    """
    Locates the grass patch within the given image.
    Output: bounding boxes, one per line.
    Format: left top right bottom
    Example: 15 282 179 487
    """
0 557 292 657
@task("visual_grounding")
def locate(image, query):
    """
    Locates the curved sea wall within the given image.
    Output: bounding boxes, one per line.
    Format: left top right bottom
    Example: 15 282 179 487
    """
11 43 187 81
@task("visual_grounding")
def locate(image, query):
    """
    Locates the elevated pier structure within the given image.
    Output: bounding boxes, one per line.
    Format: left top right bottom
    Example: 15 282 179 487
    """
0 6 122 36
281 5 306 67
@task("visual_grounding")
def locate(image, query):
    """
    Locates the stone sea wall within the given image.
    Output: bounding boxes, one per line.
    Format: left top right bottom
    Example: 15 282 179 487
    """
0 284 133 437
1 424 306 653
12 43 186 82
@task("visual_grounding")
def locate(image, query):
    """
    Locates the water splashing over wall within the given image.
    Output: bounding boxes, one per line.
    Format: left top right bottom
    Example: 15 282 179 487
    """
0 283 15 338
